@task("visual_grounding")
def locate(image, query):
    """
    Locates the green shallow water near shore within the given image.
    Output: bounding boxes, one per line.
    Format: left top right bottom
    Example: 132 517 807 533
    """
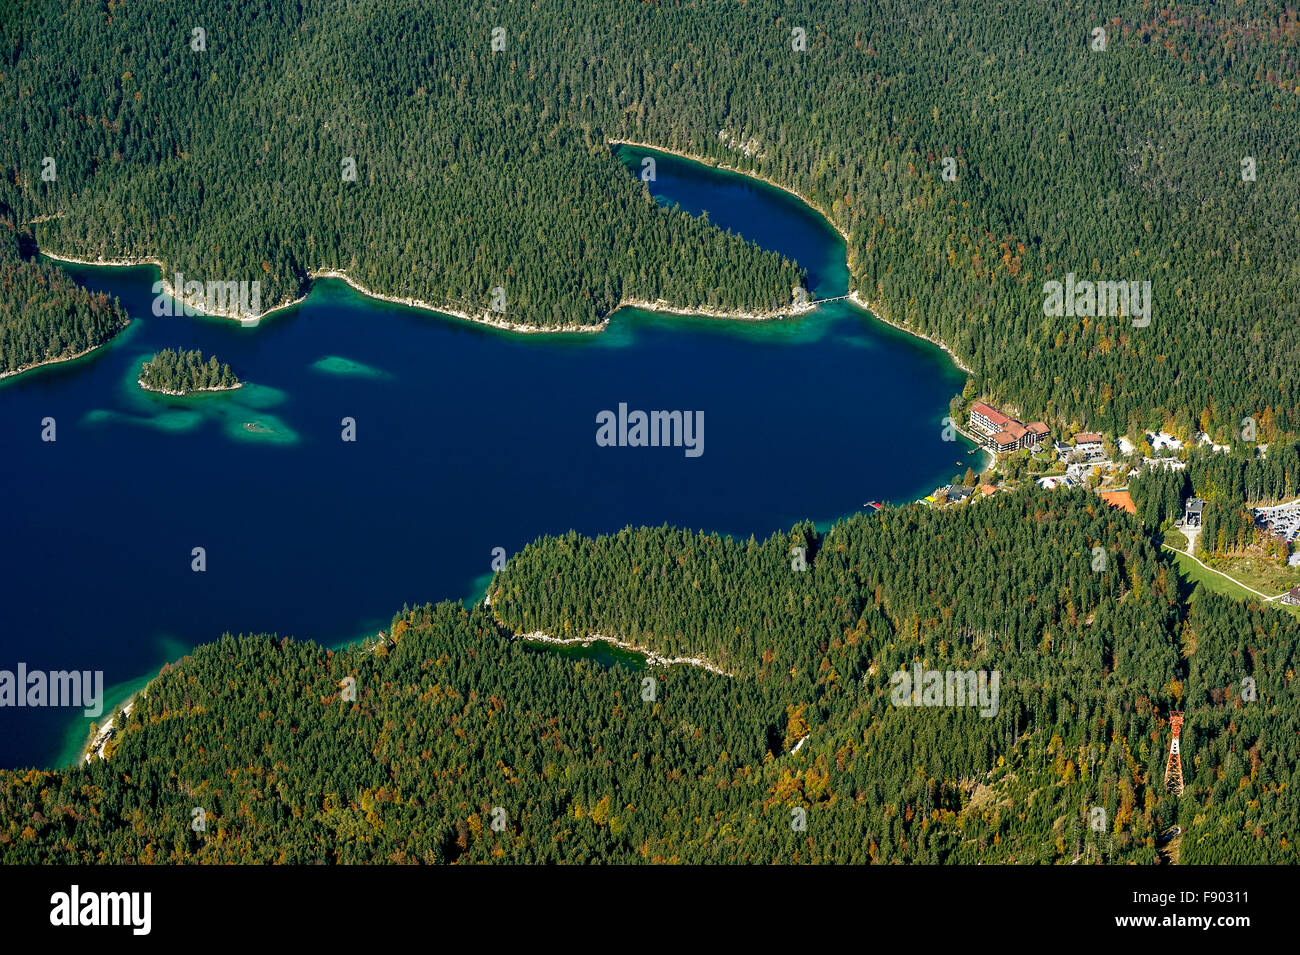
311 355 391 379
80 352 300 443
52 635 190 769
462 571 495 608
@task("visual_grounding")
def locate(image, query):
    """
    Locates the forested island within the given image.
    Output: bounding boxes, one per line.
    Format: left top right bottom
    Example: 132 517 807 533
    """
0 490 1292 864
3 2 1298 439
138 348 240 395
0 209 129 378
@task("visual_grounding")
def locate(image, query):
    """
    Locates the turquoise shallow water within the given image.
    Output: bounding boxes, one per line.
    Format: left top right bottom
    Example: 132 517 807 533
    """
1 145 976 768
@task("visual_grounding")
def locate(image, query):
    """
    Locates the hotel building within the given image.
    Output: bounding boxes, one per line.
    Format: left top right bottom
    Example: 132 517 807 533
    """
969 402 1050 454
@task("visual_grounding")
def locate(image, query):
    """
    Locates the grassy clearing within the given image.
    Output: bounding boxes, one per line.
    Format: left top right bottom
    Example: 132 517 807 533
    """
1200 550 1300 597
1167 550 1300 618
1168 550 1266 602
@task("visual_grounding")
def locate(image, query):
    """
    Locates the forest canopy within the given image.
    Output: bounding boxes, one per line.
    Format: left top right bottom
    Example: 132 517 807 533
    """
1 491 1292 864
2 1 1297 434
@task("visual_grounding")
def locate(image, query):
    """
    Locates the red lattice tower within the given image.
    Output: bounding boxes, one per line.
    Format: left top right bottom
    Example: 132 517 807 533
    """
1164 712 1185 795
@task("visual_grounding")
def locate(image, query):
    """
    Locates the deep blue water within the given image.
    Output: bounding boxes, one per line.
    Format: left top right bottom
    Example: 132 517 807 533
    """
0 145 976 768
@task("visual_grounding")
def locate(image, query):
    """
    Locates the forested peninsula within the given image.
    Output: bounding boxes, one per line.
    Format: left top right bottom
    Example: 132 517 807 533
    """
1 491 1292 864
0 210 129 378
3 2 1298 435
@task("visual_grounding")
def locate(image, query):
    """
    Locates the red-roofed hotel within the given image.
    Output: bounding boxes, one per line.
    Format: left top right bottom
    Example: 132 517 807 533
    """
969 401 1050 453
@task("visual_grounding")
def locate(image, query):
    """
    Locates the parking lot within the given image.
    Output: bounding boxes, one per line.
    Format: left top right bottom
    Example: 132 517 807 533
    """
1254 500 1300 542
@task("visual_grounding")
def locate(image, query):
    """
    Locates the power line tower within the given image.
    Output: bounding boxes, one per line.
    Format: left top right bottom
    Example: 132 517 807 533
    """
1164 712 1184 795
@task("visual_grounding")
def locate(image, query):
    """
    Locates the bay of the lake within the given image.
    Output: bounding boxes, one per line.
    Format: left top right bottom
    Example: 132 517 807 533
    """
0 145 977 768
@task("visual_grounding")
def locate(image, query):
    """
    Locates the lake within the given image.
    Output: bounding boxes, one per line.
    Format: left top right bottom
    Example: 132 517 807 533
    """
0 144 976 768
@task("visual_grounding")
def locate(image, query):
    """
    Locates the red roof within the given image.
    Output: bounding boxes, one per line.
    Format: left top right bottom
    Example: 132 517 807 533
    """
991 430 1020 447
971 402 1014 428
1027 421 1050 435
1075 432 1103 444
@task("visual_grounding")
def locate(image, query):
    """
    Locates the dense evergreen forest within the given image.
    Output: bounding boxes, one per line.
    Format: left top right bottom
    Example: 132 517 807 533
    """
2 0 1295 867
1 0 804 331
4 1 1298 430
1 491 1292 863
0 208 128 375
138 347 239 393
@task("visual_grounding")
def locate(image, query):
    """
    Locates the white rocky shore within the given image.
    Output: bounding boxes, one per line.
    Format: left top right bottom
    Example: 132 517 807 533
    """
39 251 813 331
83 697 138 763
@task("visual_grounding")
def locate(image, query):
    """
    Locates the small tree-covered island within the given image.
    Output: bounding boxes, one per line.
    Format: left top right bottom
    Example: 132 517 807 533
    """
138 348 240 395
